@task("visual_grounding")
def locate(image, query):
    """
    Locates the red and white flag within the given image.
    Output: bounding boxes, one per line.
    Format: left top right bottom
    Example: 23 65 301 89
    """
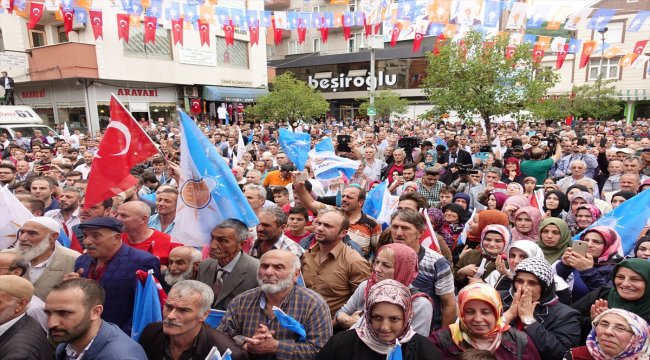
363 16 372 38
223 19 235 46
320 17 329 44
556 43 569 70
532 43 545 64
198 20 210 47
297 18 306 44
420 209 441 253
116 13 130 43
190 99 202 113
249 20 259 46
62 7 74 34
412 19 427 53
89 10 103 40
633 40 648 55
144 16 157 44
171 18 184 46
505 45 516 59
579 40 596 69
271 18 283 45
84 95 159 209
565 114 574 127
342 14 351 41
28 2 44 29
389 25 400 47
434 34 446 55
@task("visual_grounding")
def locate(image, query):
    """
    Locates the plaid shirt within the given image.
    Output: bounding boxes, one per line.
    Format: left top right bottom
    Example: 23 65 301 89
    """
218 286 332 359
416 180 445 207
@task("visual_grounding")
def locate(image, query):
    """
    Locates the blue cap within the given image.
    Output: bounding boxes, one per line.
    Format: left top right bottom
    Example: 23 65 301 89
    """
78 217 123 233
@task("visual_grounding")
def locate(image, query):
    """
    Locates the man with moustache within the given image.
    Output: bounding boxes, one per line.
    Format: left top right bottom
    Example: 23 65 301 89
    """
164 246 202 287
45 186 82 230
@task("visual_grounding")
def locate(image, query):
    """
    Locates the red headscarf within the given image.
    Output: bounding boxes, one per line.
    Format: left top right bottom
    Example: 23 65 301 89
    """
467 210 510 243
503 157 521 176
365 243 419 299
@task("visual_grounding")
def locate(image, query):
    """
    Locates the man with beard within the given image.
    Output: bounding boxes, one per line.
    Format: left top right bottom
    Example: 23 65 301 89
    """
218 249 332 359
249 207 305 259
0 275 52 359
45 278 147 359
15 217 79 301
30 176 59 212
44 186 82 230
164 246 202 287
138 281 246 360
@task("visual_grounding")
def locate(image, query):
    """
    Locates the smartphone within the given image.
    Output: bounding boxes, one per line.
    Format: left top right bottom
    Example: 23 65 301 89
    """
476 152 490 161
337 135 352 152
572 240 589 256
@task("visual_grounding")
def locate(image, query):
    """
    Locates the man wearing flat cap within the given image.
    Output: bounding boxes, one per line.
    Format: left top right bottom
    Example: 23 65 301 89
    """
14 217 80 301
0 275 53 359
64 217 161 335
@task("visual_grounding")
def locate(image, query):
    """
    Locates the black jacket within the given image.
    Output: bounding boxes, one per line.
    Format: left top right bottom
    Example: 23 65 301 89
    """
317 330 440 360
0 314 53 360
0 76 14 89
438 149 473 166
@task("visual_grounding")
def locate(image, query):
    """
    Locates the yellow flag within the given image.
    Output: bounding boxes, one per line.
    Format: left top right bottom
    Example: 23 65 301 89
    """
75 0 93 10
199 5 214 24
619 53 639 68
537 36 551 51
130 15 141 28
427 0 451 24
603 47 625 59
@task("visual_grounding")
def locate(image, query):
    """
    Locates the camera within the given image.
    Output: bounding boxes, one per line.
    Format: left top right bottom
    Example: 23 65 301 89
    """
457 164 471 176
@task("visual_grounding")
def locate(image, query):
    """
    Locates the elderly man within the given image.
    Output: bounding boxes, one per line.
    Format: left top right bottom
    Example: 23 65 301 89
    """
198 219 259 310
219 249 332 359
0 275 53 359
15 217 80 301
45 279 147 359
65 217 161 334
557 159 600 198
164 246 202 287
0 252 48 330
244 184 267 217
117 200 180 266
139 281 246 360
250 207 304 259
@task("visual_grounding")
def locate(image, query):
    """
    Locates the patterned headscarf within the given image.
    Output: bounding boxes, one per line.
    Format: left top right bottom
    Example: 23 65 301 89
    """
449 282 510 353
365 244 419 299
510 206 543 241
506 182 524 196
502 195 530 222
513 257 557 305
480 225 512 261
356 280 416 355
587 309 650 360
428 207 455 250
538 218 572 264
580 226 624 264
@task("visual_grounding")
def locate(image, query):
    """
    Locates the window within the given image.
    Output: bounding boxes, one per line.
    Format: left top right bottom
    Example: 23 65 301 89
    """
56 26 68 43
348 33 365 53
29 25 46 48
588 58 620 80
267 45 276 58
288 40 299 55
348 1 356 12
312 5 324 13
123 27 173 60
313 38 321 52
599 22 624 44
216 38 249 69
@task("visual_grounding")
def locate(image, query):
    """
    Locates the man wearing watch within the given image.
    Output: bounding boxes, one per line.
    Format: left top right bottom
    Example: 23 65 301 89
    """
501 257 580 360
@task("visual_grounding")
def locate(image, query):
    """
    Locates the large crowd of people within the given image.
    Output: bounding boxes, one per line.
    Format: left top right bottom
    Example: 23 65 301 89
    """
1 115 650 359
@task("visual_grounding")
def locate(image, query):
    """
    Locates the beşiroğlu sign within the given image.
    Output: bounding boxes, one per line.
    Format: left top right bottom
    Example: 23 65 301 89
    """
308 71 397 92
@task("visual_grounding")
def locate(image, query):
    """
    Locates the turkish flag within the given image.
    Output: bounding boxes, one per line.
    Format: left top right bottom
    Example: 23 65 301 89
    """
28 2 44 29
342 15 351 41
459 39 468 59
363 17 372 38
62 8 74 34
434 34 446 55
6 0 14 14
223 20 235 46
172 18 184 46
190 99 202 113
556 44 569 70
89 10 103 40
505 45 516 59
412 32 424 53
320 17 328 44
198 20 210 47
144 16 157 44
84 95 159 209
271 19 283 45
633 40 648 55
565 114 574 127
532 43 545 64
390 25 400 47
297 19 306 44
117 13 130 43
249 20 259 46
579 40 596 69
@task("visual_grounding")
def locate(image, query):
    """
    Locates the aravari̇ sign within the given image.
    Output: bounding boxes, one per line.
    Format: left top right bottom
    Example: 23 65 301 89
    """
116 88 159 97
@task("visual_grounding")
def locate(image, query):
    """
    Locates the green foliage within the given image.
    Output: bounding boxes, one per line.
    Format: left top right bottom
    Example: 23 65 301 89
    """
357 89 410 120
423 29 559 140
246 72 329 122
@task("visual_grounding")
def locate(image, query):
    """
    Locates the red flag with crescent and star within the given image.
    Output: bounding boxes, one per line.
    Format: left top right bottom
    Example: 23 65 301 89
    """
190 99 202 113
28 2 44 29
390 25 400 47
172 18 184 46
144 16 157 44
89 10 103 40
434 34 446 55
532 43 545 64
271 18 283 45
297 18 306 44
223 19 235 46
505 45 515 59
62 7 74 34
556 44 569 70
249 19 259 46
342 15 351 41
633 40 648 55
363 16 372 38
413 32 424 53
84 95 159 209
199 20 210 47
579 40 596 69
116 13 130 43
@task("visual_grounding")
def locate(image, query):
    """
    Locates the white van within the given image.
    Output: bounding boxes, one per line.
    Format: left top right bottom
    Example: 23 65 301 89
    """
0 106 58 140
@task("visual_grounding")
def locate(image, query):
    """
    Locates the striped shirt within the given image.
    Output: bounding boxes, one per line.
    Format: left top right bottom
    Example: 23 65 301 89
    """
218 285 333 359
411 246 454 329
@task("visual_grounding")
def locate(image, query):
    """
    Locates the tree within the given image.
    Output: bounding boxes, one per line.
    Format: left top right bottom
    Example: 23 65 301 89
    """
246 72 329 122
423 29 559 141
357 89 409 121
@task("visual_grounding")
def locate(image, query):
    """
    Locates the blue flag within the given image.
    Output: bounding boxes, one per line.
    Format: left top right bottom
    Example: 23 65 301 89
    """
310 137 359 180
568 39 582 54
573 189 650 255
586 8 615 31
74 8 87 24
56 228 71 248
523 34 537 46
435 137 447 150
205 310 226 329
131 271 162 341
387 343 403 360
145 0 163 18
314 137 334 152
272 306 306 342
483 1 501 27
171 110 259 247
363 180 387 219
628 11 650 32
278 129 310 171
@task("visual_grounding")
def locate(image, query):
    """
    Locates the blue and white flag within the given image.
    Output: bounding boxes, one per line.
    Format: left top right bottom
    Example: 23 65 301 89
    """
387 342 403 360
586 8 615 31
131 270 162 341
171 110 258 247
573 189 650 255
272 306 306 342
278 129 310 171
483 1 501 27
435 136 447 150
206 347 232 360
363 180 387 219
628 11 650 32
205 309 226 329
309 141 359 181
314 137 334 153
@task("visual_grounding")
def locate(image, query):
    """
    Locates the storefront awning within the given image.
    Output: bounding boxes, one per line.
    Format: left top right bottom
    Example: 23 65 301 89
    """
202 86 268 103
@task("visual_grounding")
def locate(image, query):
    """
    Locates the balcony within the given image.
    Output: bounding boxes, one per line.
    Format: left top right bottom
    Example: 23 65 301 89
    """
28 42 99 81
264 0 290 11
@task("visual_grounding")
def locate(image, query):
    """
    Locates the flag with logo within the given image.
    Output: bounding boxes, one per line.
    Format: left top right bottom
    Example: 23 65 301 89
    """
171 110 258 247
278 129 310 171
131 270 163 341
420 209 441 253
89 9 103 39
586 8 615 31
363 180 387 220
310 150 359 181
627 11 650 32
206 347 232 360
272 306 306 342
0 186 33 250
27 2 44 29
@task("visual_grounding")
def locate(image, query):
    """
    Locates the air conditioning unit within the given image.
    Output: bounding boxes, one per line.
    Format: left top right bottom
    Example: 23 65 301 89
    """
183 86 198 97
72 20 86 30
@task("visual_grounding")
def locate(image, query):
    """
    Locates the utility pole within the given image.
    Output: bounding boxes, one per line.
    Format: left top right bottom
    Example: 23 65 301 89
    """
367 34 384 127
596 27 608 115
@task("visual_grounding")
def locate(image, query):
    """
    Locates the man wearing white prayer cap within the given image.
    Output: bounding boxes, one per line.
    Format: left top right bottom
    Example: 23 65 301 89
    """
14 217 80 300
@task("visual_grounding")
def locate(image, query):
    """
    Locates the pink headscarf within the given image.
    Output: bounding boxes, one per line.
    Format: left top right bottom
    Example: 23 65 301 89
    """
502 195 530 222
365 243 419 299
580 226 624 264
510 206 543 241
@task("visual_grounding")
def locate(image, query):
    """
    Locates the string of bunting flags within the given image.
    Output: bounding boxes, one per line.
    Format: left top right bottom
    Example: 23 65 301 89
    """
4 0 649 69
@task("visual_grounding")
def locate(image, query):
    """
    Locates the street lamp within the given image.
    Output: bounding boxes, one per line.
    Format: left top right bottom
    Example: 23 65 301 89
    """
367 34 384 127
596 27 608 110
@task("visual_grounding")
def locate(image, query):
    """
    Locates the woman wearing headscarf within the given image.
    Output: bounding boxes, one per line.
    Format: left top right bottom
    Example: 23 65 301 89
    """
538 218 572 267
486 191 508 211
502 157 525 185
429 282 540 359
557 227 624 303
571 204 602 237
565 309 650 360
502 195 530 224
634 235 650 260
565 191 596 236
543 190 569 220
506 182 525 196
454 225 512 288
610 190 635 210
501 257 581 360
523 177 537 200
453 193 472 216
511 206 543 242
466 210 510 249
440 203 469 253
319 280 441 360
336 244 433 335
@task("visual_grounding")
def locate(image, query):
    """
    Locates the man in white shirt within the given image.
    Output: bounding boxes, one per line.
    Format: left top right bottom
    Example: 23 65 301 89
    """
74 151 94 179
